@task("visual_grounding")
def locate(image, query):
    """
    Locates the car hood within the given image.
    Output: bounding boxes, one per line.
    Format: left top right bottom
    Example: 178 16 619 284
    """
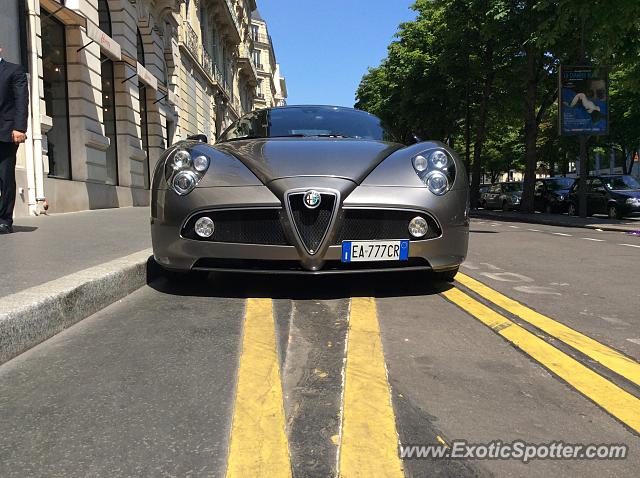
214 138 404 185
611 189 640 198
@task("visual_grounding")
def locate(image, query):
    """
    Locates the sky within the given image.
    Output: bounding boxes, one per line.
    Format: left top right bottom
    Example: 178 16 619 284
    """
259 0 417 107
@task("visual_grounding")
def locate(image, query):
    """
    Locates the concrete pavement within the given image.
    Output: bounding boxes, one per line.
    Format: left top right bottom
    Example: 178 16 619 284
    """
0 207 152 364
0 207 151 298
1 218 638 477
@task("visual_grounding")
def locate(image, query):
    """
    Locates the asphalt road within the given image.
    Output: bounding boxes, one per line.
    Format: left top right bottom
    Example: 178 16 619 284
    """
1 219 639 477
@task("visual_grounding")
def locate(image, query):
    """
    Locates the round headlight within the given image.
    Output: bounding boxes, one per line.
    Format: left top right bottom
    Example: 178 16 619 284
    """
172 171 198 195
426 171 449 195
172 150 192 169
413 155 428 173
429 150 449 169
193 155 210 172
408 216 429 238
194 217 215 238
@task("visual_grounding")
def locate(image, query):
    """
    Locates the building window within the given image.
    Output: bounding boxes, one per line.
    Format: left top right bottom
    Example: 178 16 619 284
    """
253 49 261 69
251 25 259 40
256 79 264 99
99 0 118 185
137 29 150 189
41 11 71 179
198 3 207 47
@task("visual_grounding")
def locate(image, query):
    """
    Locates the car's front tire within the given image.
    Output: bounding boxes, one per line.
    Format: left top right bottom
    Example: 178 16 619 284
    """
608 204 623 219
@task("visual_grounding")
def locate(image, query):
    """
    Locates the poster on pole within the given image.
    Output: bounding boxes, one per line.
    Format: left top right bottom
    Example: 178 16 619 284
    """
559 65 609 136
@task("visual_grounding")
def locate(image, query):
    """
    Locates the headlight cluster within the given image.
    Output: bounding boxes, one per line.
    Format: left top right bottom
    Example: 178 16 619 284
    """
411 148 456 196
626 197 640 206
165 149 210 196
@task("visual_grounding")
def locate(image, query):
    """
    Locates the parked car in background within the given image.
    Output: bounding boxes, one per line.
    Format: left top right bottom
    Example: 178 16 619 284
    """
568 175 640 218
534 177 576 213
481 182 522 211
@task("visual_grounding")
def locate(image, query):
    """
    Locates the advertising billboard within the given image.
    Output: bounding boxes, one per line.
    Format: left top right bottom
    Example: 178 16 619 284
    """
559 66 609 136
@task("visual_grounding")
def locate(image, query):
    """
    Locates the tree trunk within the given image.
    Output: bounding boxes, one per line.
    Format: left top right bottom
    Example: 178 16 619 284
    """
624 149 634 175
520 47 540 213
465 83 472 174
470 45 494 208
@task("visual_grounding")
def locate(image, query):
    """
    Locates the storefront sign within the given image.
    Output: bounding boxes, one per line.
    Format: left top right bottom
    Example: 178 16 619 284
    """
137 63 158 91
86 22 121 61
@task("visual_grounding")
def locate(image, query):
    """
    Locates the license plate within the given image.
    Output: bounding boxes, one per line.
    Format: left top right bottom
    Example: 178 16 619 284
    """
341 240 409 262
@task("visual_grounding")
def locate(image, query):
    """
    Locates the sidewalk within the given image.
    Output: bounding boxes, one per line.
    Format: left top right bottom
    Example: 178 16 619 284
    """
471 209 640 233
0 207 153 364
1 207 151 298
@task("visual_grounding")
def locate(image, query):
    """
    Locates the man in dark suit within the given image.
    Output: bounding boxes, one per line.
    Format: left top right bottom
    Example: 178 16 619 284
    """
0 45 29 234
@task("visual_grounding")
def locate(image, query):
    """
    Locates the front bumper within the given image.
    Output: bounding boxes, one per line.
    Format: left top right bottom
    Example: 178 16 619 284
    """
151 186 469 274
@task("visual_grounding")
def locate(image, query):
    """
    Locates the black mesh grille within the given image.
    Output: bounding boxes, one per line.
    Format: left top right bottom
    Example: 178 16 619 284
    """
288 193 336 253
334 209 441 244
182 209 289 245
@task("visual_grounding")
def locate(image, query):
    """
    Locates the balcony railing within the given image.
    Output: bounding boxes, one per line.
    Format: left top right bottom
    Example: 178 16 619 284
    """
252 33 271 45
180 21 236 100
183 21 199 61
223 0 241 40
202 48 214 78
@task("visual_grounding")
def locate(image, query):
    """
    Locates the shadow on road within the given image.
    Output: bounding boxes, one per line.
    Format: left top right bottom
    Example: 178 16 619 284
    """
147 264 453 300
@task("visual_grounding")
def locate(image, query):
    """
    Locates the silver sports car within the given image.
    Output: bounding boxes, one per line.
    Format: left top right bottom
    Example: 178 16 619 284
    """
151 106 469 280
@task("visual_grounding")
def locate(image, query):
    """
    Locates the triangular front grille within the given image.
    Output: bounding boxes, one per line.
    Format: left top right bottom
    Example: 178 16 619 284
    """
287 192 336 254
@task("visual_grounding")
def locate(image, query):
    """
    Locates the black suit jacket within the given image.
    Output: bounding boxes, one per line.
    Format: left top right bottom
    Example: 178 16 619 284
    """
0 60 29 143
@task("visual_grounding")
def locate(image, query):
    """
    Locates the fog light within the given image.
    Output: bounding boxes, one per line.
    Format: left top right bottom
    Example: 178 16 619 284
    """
195 217 215 238
408 216 429 238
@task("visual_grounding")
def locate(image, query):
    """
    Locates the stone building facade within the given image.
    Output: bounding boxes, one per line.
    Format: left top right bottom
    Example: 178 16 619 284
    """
251 9 286 109
3 0 286 218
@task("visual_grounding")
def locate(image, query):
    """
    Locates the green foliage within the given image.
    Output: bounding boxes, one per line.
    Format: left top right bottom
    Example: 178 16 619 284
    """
356 0 640 192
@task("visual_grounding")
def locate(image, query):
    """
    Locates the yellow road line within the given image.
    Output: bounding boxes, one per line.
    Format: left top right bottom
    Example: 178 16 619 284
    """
226 298 291 478
457 273 640 387
340 297 404 478
443 288 640 433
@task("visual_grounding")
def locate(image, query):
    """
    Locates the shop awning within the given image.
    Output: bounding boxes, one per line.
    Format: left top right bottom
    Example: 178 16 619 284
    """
40 0 86 27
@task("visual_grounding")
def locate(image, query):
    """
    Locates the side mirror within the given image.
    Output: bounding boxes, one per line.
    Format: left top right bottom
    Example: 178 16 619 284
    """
411 133 423 144
187 134 208 143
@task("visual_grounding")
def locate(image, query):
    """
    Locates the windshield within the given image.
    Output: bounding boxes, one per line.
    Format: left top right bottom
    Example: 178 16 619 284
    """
503 183 522 192
603 175 640 190
217 106 392 142
546 178 575 190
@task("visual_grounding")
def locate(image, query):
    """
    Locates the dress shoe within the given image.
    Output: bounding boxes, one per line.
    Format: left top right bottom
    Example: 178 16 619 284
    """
0 224 13 234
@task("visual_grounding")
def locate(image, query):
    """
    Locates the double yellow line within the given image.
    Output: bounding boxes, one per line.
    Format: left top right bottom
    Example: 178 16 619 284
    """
445 273 640 433
225 297 404 478
225 278 640 477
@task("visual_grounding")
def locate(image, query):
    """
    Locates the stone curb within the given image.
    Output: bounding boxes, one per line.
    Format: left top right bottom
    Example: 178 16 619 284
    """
0 249 154 366
471 211 639 233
